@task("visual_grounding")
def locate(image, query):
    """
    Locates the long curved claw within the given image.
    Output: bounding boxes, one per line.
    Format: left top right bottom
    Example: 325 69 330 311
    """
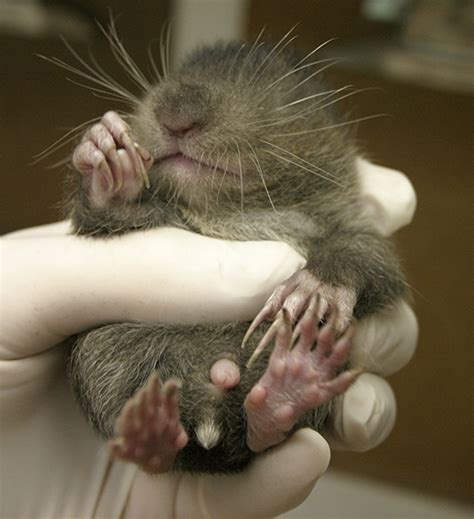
241 274 301 349
101 110 151 191
117 130 148 186
246 311 284 368
290 294 320 348
134 142 152 189
241 304 275 349
243 270 356 367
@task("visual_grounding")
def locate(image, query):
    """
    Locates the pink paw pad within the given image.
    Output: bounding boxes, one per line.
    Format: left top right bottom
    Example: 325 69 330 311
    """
108 374 188 474
245 298 362 453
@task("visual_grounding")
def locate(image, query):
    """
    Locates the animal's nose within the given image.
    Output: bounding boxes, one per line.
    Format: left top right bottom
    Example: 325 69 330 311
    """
162 119 199 138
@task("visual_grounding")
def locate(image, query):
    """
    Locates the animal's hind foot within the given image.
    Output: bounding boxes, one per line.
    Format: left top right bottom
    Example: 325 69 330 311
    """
244 298 361 453
108 374 188 474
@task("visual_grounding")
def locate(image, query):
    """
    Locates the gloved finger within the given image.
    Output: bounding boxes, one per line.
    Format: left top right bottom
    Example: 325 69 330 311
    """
199 429 330 519
357 158 417 237
352 299 418 376
3 220 72 239
324 373 396 452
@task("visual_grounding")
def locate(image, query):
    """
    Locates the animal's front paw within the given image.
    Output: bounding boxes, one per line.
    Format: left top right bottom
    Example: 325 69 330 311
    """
72 111 153 208
108 374 188 474
243 269 356 366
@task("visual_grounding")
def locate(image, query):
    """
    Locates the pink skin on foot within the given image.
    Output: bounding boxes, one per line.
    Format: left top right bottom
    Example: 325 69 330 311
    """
72 111 153 208
108 374 188 474
245 298 362 453
209 358 241 389
242 269 356 366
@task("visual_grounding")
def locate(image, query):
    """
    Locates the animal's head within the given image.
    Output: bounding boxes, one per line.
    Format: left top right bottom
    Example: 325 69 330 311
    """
132 35 356 213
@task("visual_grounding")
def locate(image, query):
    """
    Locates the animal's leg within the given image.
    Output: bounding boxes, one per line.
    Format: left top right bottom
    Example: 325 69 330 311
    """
72 111 153 208
108 374 188 474
244 299 361 453
243 229 406 365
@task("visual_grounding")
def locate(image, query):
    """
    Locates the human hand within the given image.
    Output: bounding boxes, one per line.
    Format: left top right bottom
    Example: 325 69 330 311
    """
1 223 305 359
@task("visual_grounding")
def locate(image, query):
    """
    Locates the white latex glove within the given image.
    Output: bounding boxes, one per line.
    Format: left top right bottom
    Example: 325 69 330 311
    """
0 159 417 518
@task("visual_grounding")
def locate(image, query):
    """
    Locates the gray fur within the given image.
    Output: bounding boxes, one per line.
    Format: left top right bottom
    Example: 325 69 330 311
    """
67 40 406 474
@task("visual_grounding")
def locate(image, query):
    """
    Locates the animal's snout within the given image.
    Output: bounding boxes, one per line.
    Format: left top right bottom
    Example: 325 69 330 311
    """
155 81 215 135
161 118 200 138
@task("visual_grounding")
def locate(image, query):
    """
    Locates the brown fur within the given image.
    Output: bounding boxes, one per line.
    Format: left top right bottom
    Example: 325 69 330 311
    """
67 39 406 473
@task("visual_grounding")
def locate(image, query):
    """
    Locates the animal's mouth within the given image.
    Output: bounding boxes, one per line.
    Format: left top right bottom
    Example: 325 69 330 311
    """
154 152 229 175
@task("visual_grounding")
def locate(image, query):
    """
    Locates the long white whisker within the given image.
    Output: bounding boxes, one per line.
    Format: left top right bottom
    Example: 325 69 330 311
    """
216 153 230 203
284 59 345 96
263 148 343 187
147 40 163 82
260 139 340 181
98 21 150 92
272 86 350 112
253 86 353 129
45 156 74 170
37 52 139 105
165 21 172 76
269 114 386 137
259 58 339 101
304 87 379 114
200 142 219 202
247 25 298 87
207 141 223 189
240 26 266 78
233 139 245 217
32 115 102 162
86 48 138 101
250 35 299 89
293 38 338 69
159 21 171 79
244 139 277 212
227 42 246 80
44 36 138 103
267 87 379 128
194 146 209 180
258 88 380 133
64 78 137 107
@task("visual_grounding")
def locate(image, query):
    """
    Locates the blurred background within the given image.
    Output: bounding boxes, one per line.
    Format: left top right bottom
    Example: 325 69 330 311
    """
1 0 472 516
